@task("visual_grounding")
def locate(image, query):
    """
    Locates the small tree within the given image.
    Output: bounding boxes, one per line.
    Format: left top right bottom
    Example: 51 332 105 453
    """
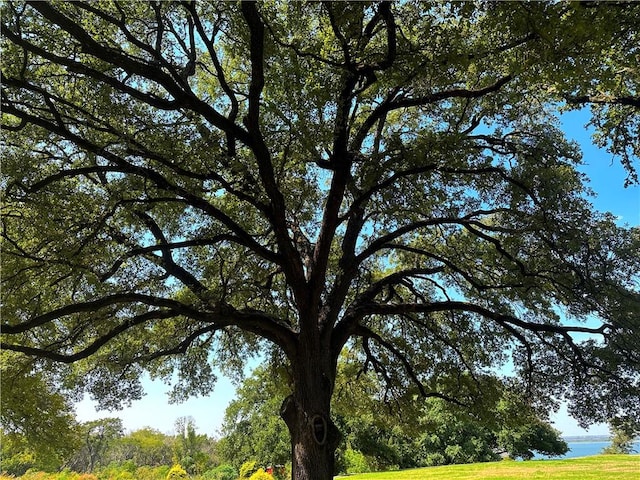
173 417 212 475
114 428 174 467
68 418 124 473
497 424 568 460
603 418 639 454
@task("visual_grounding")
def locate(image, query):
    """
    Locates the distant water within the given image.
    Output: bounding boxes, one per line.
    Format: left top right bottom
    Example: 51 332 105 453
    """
533 440 640 459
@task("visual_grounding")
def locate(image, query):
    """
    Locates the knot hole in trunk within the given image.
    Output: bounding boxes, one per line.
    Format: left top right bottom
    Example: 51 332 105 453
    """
311 414 327 445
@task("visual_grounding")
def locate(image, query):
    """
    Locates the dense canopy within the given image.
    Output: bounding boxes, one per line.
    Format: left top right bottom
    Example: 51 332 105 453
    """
2 2 639 479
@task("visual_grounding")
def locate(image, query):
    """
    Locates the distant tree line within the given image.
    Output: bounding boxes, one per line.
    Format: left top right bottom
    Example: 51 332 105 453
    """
1 414 220 478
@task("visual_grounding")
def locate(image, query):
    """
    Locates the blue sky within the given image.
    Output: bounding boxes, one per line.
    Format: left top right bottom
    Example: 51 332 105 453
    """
561 109 639 227
75 110 639 438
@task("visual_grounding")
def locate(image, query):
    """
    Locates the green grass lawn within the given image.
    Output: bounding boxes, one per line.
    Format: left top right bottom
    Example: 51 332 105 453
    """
337 455 640 480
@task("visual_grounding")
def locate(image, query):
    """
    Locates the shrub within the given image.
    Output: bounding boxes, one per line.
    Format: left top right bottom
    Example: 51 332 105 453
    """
239 461 257 479
424 452 446 466
48 469 77 480
18 472 100 480
135 465 170 480
166 464 189 480
110 471 135 480
344 448 370 474
271 464 290 480
248 468 273 480
201 464 237 480
0 449 37 476
97 462 137 480
17 471 50 480
445 444 464 464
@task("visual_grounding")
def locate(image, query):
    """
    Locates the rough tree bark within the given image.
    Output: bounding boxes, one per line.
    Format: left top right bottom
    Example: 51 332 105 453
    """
281 371 341 478
280 322 342 479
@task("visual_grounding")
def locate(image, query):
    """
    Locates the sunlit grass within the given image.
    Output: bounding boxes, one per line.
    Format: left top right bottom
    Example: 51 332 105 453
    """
3 455 637 480
336 455 640 480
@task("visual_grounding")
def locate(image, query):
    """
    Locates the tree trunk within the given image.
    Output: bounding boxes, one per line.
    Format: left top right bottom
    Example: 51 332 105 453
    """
280 340 341 480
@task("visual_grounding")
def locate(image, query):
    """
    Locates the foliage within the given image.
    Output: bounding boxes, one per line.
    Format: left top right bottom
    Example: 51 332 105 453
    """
270 465 290 480
1 418 215 479
165 464 189 480
0 441 37 477
603 431 637 455
61 422 213 475
496 423 568 460
239 461 258 479
415 390 568 463
342 449 372 475
0 352 80 473
2 2 640 478
416 414 498 465
200 464 237 480
67 419 125 473
218 367 290 469
172 417 214 475
408 392 566 465
113 428 174 467
12 471 99 480
248 469 273 480
94 460 138 480
125 465 171 480
602 418 639 454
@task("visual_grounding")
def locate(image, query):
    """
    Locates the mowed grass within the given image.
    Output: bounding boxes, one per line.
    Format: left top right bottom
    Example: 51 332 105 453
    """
336 455 640 480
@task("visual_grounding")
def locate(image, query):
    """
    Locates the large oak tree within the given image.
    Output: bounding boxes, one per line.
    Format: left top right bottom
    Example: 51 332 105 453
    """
2 2 639 479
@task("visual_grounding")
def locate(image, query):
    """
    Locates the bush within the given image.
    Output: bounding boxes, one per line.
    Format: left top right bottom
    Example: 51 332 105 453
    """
133 465 170 480
97 461 137 480
239 461 257 479
166 464 189 480
0 449 37 476
271 464 290 480
344 448 370 474
19 472 53 480
201 464 237 480
424 452 446 466
248 468 273 480
445 444 464 464
18 472 99 480
109 471 135 480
